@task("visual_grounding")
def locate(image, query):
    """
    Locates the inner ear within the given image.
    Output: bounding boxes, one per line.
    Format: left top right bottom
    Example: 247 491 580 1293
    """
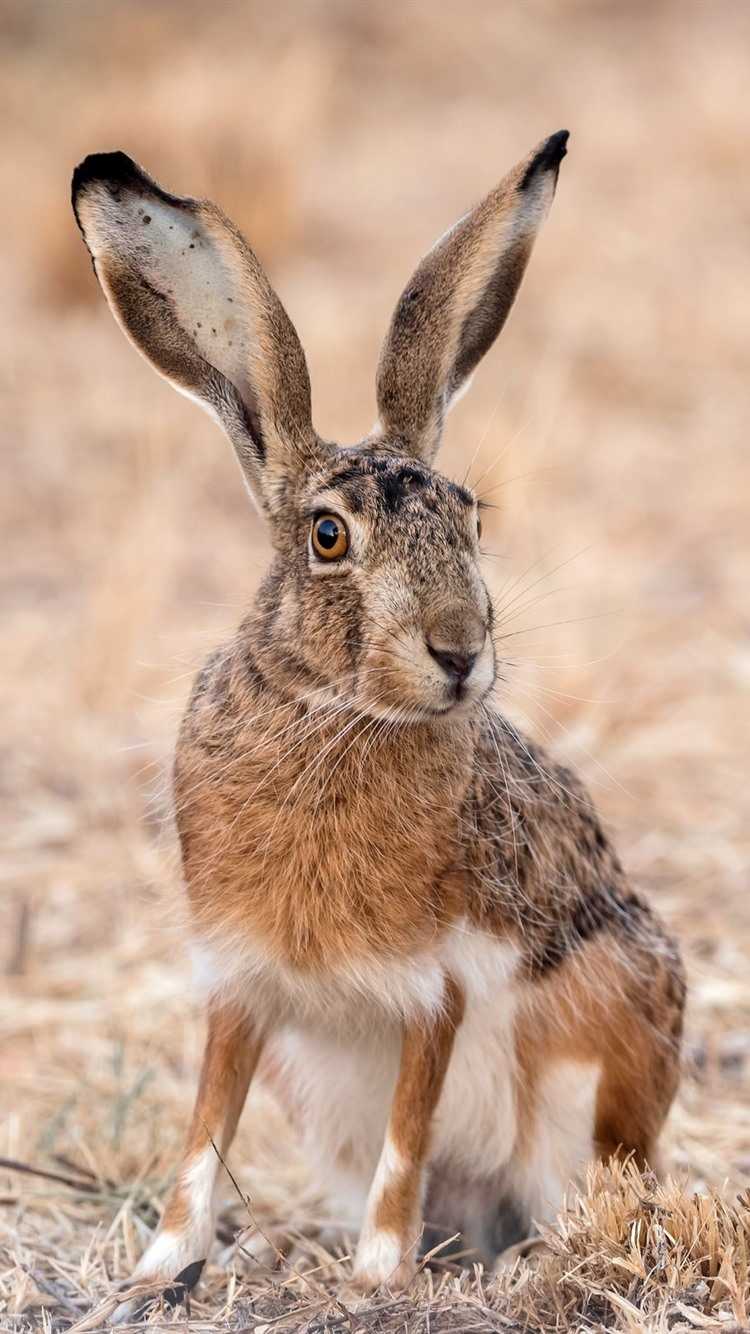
72 151 318 506
74 154 268 447
447 233 532 400
374 131 568 465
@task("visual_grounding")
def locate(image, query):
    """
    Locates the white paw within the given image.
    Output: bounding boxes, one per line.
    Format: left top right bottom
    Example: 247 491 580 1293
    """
351 1228 416 1293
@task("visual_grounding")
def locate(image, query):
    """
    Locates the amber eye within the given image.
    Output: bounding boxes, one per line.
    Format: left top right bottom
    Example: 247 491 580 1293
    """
311 513 349 561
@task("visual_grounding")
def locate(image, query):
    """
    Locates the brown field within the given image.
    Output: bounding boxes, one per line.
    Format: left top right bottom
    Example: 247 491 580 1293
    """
2 2 749 1329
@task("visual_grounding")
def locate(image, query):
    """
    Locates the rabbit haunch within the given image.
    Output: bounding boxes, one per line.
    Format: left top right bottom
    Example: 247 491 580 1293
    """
71 130 684 1315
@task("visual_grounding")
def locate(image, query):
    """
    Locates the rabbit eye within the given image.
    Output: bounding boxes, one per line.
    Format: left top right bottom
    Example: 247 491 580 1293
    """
311 513 349 561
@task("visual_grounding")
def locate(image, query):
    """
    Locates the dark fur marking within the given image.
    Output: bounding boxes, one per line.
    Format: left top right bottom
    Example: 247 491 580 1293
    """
341 484 365 514
237 394 266 462
398 466 429 489
328 457 432 510
327 463 370 488
447 482 474 507
394 285 427 334
373 464 432 514
72 151 189 217
519 129 569 192
161 1258 205 1309
243 654 268 695
327 476 367 514
532 885 650 977
376 470 405 513
278 646 327 689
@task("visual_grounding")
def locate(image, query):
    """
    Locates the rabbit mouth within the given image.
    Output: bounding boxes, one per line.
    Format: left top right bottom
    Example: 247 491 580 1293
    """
352 635 496 723
362 687 490 725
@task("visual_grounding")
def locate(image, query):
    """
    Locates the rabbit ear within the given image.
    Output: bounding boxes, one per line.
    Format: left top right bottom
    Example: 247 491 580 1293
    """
375 131 569 464
72 152 319 513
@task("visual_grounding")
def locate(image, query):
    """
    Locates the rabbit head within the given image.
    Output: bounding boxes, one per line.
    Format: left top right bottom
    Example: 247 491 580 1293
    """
72 132 567 722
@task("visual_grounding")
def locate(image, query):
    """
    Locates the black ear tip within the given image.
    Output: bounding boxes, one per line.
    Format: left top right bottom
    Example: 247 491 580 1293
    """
547 128 569 165
71 151 141 209
71 153 188 223
519 129 570 191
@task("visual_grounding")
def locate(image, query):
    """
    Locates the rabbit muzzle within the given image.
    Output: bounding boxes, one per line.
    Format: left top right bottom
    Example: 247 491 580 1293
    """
425 606 488 702
354 584 495 722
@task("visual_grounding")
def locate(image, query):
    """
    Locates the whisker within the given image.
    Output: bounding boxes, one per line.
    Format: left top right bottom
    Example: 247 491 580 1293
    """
506 684 631 799
491 545 592 625
465 416 529 492
475 463 557 501
495 608 621 642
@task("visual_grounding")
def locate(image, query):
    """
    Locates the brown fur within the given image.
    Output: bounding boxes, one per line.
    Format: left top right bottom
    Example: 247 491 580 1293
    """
158 1002 261 1236
71 132 684 1309
176 652 472 974
514 938 683 1174
370 979 464 1243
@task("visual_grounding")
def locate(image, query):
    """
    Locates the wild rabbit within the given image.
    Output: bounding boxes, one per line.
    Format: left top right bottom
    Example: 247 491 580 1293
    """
72 131 684 1317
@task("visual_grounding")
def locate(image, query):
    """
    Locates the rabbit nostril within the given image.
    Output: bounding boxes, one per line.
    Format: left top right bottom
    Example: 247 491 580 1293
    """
426 642 477 685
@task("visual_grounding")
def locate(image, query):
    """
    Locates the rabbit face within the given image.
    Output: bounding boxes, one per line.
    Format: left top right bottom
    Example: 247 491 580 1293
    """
292 451 495 722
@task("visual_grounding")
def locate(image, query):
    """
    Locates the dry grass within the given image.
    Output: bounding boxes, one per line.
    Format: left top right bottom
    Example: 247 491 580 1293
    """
4 1160 750 1332
1 1 749 1329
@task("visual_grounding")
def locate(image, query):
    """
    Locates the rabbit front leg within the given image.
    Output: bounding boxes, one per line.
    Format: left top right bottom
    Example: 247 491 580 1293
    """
352 979 464 1294
112 1000 262 1323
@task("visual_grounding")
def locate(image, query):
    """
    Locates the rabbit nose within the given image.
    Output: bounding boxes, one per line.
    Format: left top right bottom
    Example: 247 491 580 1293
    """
425 607 487 690
426 642 477 684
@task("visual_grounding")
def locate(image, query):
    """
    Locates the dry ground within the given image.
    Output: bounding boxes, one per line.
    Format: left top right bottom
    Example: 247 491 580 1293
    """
1 2 749 1330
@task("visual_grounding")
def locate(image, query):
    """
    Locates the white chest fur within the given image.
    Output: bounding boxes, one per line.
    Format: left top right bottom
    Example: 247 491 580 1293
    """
191 916 517 1025
191 926 452 1029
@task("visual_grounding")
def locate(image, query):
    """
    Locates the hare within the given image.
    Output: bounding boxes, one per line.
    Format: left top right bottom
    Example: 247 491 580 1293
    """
72 131 684 1317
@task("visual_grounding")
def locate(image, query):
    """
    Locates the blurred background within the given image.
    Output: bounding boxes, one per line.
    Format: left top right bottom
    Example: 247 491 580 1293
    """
1 0 749 1315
